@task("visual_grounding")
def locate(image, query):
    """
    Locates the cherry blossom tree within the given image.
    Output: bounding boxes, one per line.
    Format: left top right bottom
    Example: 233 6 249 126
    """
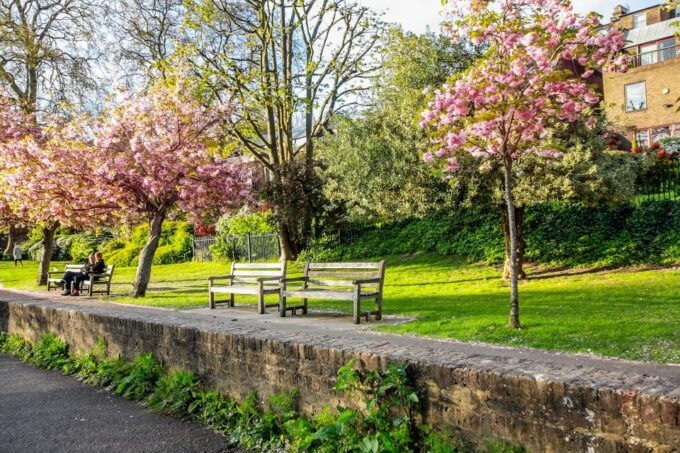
421 0 628 328
93 77 252 297
0 92 37 258
0 118 117 284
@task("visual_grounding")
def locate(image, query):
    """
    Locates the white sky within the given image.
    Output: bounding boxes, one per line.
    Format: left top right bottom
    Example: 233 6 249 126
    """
359 0 663 34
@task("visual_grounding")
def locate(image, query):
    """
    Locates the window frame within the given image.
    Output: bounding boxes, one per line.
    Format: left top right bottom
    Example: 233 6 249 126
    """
635 130 650 148
633 13 647 29
624 81 647 113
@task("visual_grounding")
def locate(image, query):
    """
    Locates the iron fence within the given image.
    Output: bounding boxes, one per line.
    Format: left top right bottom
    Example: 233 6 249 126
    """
192 233 280 262
636 160 680 204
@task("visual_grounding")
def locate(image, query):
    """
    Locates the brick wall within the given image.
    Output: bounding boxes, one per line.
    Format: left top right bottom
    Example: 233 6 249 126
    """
1 298 679 452
603 56 680 134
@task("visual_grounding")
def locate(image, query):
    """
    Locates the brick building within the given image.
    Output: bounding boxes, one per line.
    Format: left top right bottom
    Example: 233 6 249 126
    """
602 3 680 147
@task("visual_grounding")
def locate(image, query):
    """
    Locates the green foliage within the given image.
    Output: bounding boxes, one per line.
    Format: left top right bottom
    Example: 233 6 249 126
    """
2 332 479 452
0 333 32 360
29 334 70 370
211 209 276 261
114 353 162 400
101 221 193 267
302 201 680 267
321 28 478 222
23 228 112 262
146 371 201 416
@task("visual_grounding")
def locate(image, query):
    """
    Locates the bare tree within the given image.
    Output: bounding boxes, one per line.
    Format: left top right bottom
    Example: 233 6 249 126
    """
0 0 99 282
184 0 384 260
103 0 185 85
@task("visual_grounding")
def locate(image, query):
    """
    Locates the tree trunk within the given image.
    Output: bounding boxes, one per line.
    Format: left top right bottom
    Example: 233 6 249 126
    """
3 224 18 259
501 206 527 281
277 223 301 262
132 211 166 298
37 225 57 286
503 162 522 329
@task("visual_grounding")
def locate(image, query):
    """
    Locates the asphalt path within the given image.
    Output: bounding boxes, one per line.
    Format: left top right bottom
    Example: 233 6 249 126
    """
0 354 242 453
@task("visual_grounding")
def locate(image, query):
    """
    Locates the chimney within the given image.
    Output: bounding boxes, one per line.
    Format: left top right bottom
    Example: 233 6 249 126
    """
611 4 629 22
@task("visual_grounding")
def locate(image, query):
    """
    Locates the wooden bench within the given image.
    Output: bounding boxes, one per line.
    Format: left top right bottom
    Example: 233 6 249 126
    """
279 261 385 324
47 264 116 296
208 262 286 314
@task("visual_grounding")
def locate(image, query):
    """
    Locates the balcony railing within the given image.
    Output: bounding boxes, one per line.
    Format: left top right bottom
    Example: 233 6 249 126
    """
630 44 679 67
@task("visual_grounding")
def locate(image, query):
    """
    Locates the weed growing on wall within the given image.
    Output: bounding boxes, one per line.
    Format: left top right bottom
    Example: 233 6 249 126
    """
0 333 524 453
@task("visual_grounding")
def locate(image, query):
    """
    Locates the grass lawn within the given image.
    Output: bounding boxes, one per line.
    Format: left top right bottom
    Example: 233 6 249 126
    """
1 255 679 364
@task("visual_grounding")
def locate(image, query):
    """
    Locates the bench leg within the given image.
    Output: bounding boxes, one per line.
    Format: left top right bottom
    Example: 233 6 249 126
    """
279 290 287 317
258 287 265 315
229 293 235 308
209 290 215 309
302 298 308 315
375 295 383 321
353 286 361 325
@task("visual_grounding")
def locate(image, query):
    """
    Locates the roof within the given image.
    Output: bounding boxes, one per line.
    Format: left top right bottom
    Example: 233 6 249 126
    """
624 19 676 48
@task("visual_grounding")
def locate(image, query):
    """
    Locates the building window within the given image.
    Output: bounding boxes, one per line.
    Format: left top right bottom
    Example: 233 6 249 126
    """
640 43 658 65
633 13 646 28
651 126 672 144
658 38 677 62
635 130 649 148
625 82 646 112
674 124 680 138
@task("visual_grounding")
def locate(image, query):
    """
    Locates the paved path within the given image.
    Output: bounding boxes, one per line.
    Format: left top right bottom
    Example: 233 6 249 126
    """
0 354 240 453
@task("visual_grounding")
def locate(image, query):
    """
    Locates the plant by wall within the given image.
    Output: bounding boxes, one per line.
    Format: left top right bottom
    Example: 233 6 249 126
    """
0 333 525 452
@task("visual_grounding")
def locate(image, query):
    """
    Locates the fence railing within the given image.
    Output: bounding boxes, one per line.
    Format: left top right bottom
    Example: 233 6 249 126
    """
630 44 678 67
192 233 280 262
635 160 680 204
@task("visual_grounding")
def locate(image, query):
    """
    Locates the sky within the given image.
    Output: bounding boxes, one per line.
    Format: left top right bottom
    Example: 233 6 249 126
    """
359 0 663 34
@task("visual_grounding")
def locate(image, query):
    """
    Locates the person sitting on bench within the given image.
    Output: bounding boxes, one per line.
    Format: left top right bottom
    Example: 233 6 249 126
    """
60 253 105 296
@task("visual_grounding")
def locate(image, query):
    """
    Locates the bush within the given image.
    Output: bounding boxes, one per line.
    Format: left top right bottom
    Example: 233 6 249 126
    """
100 221 193 267
210 210 276 261
1 333 522 452
29 334 70 371
114 353 162 400
302 201 680 267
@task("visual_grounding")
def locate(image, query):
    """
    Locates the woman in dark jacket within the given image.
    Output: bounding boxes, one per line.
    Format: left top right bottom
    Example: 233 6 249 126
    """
72 252 106 296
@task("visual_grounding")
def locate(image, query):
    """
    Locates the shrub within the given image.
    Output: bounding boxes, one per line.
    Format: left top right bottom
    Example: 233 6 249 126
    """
114 353 162 400
303 201 680 267
211 209 276 261
3 333 520 452
0 333 31 360
101 221 193 267
146 371 201 416
29 334 70 371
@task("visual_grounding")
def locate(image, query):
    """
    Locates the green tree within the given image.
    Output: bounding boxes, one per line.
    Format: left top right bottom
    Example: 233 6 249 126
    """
182 0 384 260
321 28 478 222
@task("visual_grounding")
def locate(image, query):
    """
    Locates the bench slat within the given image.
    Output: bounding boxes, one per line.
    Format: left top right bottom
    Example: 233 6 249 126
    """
307 271 378 279
309 262 381 270
211 285 279 295
233 263 285 270
233 270 285 277
282 289 378 300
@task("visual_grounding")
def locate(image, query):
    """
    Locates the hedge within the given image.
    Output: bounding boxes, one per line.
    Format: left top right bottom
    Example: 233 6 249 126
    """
301 201 680 267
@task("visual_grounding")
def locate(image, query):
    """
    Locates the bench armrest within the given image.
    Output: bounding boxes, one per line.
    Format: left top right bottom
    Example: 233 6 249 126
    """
353 278 382 285
257 276 284 283
89 273 110 279
47 271 63 277
208 275 234 282
280 277 308 283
